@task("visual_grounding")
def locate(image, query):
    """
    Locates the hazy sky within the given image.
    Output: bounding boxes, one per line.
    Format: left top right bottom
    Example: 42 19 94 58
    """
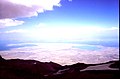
0 0 119 44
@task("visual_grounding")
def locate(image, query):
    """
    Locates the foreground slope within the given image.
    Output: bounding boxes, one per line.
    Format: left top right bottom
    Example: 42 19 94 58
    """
0 55 119 79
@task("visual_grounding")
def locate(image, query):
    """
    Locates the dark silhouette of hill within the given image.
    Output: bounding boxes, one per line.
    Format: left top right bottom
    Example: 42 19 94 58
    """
0 55 119 79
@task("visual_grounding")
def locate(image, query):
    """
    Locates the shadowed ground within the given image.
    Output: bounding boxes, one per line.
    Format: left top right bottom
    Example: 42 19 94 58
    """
0 55 119 79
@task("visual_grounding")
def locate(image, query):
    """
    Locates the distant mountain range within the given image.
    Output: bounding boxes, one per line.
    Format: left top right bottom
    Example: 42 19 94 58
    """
0 55 119 79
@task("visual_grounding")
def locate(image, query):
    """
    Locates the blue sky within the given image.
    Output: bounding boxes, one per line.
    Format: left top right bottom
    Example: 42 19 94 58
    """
17 0 118 28
0 0 119 46
24 0 118 25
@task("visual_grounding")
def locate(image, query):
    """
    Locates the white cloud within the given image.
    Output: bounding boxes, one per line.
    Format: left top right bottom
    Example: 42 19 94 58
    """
0 0 61 19
0 19 24 28
0 43 119 65
0 0 61 28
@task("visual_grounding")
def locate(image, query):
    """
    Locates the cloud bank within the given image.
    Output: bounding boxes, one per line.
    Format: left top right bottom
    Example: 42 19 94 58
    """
0 0 61 28
0 43 119 65
5 29 27 33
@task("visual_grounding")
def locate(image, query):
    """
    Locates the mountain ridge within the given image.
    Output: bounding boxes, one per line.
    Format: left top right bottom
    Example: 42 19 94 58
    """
0 55 119 79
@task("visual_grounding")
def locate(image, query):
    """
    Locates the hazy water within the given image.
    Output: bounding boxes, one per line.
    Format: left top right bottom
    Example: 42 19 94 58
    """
0 42 117 51
72 45 100 50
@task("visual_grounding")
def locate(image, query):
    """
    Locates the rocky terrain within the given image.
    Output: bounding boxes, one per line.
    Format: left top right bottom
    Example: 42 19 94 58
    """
0 55 119 79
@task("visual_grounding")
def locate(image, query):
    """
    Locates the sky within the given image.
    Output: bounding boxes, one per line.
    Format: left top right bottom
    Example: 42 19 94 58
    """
0 0 119 43
0 0 119 65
